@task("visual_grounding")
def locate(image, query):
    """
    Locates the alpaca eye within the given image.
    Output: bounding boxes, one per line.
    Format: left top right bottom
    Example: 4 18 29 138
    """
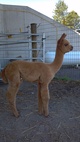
64 43 68 46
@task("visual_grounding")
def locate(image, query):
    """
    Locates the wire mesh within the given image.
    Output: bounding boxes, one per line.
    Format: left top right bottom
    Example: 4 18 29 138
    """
0 21 80 80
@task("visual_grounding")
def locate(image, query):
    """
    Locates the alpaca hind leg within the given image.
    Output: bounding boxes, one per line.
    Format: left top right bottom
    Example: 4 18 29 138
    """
38 82 43 115
41 84 50 116
6 83 20 117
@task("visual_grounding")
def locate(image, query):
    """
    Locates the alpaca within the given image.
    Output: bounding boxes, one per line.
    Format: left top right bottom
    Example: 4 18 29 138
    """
0 33 73 117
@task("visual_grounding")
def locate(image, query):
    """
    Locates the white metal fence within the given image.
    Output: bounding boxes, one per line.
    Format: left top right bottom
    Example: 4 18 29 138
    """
0 32 46 70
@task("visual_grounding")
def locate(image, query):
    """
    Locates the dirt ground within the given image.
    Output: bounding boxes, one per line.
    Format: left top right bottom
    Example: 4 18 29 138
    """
0 78 80 142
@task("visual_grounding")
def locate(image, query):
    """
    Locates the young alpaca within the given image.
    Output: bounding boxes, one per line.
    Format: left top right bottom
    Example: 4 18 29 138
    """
0 33 73 117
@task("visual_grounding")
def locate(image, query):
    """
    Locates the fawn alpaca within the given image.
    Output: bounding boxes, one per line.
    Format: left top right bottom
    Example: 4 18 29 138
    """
0 33 73 117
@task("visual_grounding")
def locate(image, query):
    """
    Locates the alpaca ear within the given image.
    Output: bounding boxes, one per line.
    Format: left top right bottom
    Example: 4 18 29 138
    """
57 33 67 45
61 33 67 39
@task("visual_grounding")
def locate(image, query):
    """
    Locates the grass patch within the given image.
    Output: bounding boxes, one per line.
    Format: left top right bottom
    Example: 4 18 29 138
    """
54 76 71 81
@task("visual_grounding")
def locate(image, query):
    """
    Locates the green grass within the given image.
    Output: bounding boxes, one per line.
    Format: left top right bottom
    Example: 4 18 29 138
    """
54 76 71 81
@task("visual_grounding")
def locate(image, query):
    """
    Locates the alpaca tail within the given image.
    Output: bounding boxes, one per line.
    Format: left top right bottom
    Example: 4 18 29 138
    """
0 68 8 83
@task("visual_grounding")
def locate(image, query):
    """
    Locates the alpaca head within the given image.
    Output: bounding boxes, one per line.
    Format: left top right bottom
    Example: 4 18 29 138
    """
57 33 73 54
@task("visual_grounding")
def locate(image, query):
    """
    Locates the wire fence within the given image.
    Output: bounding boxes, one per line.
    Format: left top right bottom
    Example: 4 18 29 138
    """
38 22 80 81
0 22 80 81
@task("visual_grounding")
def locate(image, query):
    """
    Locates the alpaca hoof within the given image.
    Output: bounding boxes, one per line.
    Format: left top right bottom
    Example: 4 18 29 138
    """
15 113 20 118
44 114 49 117
38 111 43 115
14 111 20 118
38 109 43 115
44 111 49 117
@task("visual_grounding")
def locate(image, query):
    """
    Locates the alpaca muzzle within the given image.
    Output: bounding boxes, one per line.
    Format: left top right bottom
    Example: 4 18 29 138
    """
70 45 73 51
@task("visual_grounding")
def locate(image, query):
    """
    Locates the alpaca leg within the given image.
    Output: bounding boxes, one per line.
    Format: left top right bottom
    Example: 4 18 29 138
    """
41 84 50 116
6 83 20 117
38 82 43 115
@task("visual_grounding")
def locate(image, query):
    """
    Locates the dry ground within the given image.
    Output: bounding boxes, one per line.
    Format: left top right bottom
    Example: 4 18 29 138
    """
0 78 80 142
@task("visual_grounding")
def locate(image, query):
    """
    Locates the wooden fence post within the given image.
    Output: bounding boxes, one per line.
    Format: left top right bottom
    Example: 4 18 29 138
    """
42 33 46 62
31 23 37 61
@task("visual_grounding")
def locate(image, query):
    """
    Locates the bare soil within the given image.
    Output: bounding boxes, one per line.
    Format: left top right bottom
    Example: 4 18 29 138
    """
0 79 80 142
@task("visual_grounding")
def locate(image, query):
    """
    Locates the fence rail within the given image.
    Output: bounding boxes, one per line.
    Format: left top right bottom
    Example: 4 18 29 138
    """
0 32 46 69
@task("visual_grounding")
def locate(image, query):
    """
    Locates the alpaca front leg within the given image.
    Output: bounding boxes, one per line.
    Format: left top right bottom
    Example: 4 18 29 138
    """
41 84 50 116
38 82 43 115
6 85 20 117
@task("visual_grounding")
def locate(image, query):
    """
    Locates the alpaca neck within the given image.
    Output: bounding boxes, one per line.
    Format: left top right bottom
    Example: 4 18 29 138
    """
51 48 64 74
